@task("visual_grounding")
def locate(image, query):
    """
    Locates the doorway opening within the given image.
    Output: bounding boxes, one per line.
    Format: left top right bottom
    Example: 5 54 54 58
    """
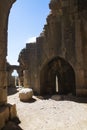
11 70 19 87
40 57 76 95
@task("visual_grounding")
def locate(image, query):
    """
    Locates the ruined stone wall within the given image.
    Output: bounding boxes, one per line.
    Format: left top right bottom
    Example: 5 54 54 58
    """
23 43 38 90
18 0 87 96
0 0 16 105
72 0 87 95
18 36 44 93
0 1 17 129
76 0 87 95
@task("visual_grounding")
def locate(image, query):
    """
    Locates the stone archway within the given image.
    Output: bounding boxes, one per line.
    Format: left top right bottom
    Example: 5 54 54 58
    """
7 64 20 87
40 57 76 95
0 0 16 105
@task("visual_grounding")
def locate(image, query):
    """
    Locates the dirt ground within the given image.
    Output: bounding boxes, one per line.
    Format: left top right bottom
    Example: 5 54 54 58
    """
3 87 87 130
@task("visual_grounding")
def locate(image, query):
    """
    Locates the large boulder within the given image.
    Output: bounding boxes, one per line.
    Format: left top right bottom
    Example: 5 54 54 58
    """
19 88 33 101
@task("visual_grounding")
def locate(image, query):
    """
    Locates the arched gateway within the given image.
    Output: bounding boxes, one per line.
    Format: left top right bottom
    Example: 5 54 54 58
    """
40 57 76 95
0 0 16 105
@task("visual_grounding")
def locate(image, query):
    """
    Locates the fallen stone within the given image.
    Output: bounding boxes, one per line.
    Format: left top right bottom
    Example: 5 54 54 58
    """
19 88 33 101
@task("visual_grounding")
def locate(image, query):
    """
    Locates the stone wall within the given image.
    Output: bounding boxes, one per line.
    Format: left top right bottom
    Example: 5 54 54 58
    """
18 0 87 96
0 0 17 129
0 0 16 105
0 0 86 128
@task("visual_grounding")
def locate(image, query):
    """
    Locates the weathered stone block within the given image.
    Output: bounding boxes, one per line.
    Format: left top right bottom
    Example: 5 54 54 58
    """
19 88 33 101
0 114 5 129
0 107 9 129
9 104 17 119
76 89 87 97
23 70 30 88
0 87 7 105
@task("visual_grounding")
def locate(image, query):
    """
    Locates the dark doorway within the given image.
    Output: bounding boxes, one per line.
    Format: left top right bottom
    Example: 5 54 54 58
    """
40 57 76 95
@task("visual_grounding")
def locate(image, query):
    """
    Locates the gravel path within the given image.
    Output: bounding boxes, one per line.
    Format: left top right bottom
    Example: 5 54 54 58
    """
7 87 87 130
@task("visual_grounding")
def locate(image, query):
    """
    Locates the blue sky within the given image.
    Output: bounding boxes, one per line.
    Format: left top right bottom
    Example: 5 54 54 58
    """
7 0 50 65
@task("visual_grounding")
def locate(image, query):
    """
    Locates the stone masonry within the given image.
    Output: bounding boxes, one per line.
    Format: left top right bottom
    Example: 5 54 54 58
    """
0 0 87 128
0 0 17 129
18 0 87 96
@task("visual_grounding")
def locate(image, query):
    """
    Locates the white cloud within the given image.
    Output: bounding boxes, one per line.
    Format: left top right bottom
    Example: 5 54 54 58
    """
26 36 36 43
